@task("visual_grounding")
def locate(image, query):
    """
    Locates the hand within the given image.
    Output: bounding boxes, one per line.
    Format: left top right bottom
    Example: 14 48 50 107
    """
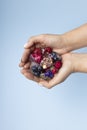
19 24 87 88
20 53 74 89
19 24 87 67
19 34 68 67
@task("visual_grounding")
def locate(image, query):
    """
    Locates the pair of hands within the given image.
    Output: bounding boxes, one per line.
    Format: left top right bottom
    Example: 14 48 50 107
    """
19 34 75 88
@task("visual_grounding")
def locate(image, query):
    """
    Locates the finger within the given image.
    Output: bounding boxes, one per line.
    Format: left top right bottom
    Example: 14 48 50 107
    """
21 68 34 79
24 35 45 49
19 62 25 67
21 46 35 64
39 65 71 89
33 76 40 82
23 72 34 81
21 49 30 63
21 69 41 83
39 76 58 89
21 68 28 74
24 72 41 83
24 62 30 69
38 80 51 89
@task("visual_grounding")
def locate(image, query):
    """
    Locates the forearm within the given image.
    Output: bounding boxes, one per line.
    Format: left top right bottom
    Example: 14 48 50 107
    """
72 53 87 73
63 24 87 51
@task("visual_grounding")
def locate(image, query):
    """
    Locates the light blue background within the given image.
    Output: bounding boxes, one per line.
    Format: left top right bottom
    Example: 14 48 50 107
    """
0 0 87 130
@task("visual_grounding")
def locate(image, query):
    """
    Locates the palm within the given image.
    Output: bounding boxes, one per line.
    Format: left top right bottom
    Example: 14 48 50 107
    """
21 53 73 88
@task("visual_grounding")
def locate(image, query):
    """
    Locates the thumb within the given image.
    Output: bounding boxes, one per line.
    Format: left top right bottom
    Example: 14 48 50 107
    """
24 35 44 49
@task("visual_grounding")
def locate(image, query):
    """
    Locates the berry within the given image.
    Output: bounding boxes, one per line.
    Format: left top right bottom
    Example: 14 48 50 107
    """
34 55 42 63
30 54 35 61
50 52 61 62
40 55 53 69
45 47 52 53
31 65 37 72
32 53 38 57
50 52 57 57
31 65 42 77
45 70 54 78
45 70 50 77
49 71 54 78
30 53 42 63
33 48 42 55
34 71 40 77
54 61 62 69
51 67 58 74
29 47 62 80
38 65 43 72
40 73 48 80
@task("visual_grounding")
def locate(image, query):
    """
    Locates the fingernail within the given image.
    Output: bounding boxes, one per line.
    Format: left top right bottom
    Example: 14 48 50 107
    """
24 43 28 48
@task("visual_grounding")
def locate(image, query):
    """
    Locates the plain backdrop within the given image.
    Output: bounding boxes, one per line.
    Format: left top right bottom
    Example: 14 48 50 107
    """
0 0 87 130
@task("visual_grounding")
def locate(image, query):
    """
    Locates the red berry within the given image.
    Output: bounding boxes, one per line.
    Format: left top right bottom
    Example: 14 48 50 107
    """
30 53 42 63
45 47 52 53
30 53 35 61
51 67 58 74
54 61 62 69
32 53 38 57
30 47 62 80
34 55 42 63
33 48 42 55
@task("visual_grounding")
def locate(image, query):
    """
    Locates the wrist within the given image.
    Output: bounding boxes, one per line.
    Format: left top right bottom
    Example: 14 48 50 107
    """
61 34 73 52
72 53 87 73
58 34 72 53
62 24 87 52
62 31 79 52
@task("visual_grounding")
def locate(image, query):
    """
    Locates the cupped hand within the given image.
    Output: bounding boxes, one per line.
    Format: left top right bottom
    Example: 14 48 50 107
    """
19 34 68 67
20 53 74 89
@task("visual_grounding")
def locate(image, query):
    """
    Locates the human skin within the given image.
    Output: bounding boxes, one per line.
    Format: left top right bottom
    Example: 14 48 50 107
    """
19 24 87 66
20 53 87 89
19 24 87 88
